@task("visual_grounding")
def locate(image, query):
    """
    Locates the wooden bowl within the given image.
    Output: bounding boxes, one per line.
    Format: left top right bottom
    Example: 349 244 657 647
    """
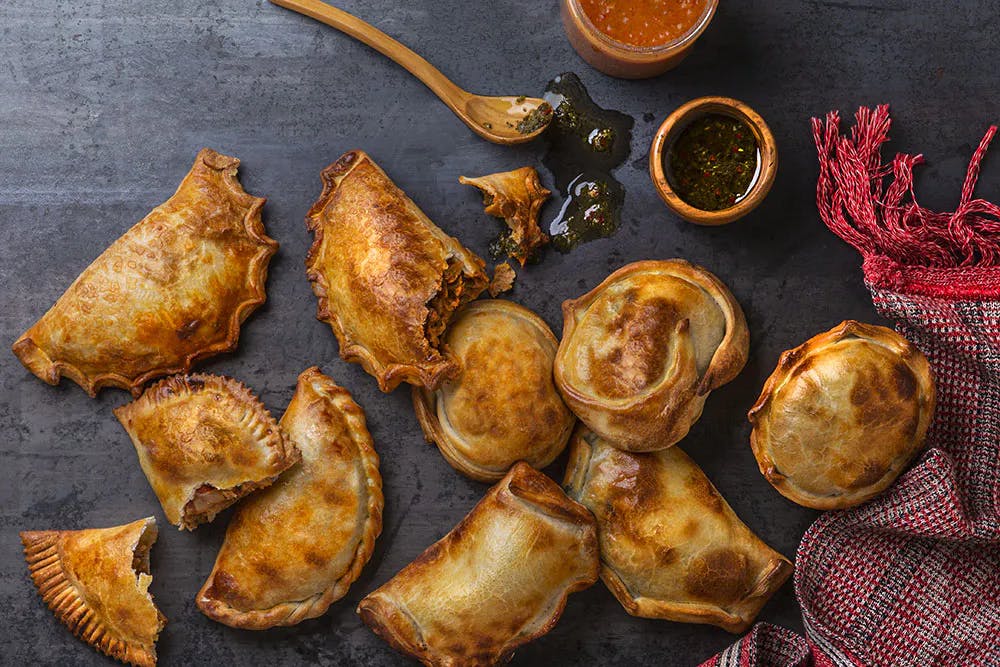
649 97 777 226
560 0 718 79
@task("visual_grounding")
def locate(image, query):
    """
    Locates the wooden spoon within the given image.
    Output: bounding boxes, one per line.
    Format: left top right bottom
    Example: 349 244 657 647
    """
270 0 553 144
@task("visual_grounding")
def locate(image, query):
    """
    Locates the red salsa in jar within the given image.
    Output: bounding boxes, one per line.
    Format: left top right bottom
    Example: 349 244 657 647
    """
578 0 709 48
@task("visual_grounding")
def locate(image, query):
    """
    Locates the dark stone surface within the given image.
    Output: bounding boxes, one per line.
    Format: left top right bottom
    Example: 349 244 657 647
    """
2 0 999 664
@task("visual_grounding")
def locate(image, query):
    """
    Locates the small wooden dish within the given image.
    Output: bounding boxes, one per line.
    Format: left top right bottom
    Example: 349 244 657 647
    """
649 97 777 226
560 0 718 79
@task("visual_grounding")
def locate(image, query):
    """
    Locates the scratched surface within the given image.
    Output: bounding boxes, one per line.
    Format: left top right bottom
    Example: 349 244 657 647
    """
2 0 999 664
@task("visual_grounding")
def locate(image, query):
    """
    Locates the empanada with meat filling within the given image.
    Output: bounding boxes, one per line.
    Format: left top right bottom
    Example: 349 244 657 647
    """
12 148 277 397
114 374 300 530
563 428 792 633
749 320 935 509
412 299 575 482
554 259 749 452
306 150 489 392
20 517 165 667
358 462 599 666
197 367 382 629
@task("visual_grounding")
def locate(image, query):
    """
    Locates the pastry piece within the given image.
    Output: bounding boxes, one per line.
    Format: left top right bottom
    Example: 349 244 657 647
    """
554 259 749 452
12 149 277 397
114 374 300 530
412 300 575 482
489 262 516 297
306 151 489 393
358 462 598 666
563 429 792 633
20 517 165 667
749 320 935 510
197 367 383 629
459 167 550 265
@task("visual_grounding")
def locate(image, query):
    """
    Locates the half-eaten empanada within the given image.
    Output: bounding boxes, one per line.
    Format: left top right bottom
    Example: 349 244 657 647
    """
197 367 383 629
555 259 749 452
412 299 575 482
563 429 792 633
358 462 598 666
21 517 165 667
306 150 489 392
12 149 277 397
459 166 550 265
114 374 300 530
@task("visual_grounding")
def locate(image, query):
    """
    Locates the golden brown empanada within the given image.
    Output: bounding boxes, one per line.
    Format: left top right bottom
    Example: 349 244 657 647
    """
306 150 489 392
196 367 382 629
749 320 935 509
12 149 277 397
21 517 165 667
563 428 792 633
412 300 575 482
459 167 550 265
358 462 599 666
114 374 300 530
554 259 749 452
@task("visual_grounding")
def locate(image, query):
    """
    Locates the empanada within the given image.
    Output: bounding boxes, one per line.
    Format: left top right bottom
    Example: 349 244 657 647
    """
197 367 383 629
749 320 935 509
306 150 489 392
554 259 749 452
459 167 550 265
563 428 792 633
20 517 165 667
358 462 599 666
412 299 575 482
12 149 277 397
114 374 300 530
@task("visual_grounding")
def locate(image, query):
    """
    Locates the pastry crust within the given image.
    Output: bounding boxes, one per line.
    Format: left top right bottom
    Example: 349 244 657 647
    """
114 374 300 530
197 367 383 629
554 259 749 452
459 167 550 265
748 320 936 510
563 428 792 634
12 148 277 397
20 517 165 667
305 150 489 393
357 462 599 666
412 300 575 482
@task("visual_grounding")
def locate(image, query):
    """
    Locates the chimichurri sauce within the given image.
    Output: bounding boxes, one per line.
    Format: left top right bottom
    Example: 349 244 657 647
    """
666 113 759 211
540 72 633 251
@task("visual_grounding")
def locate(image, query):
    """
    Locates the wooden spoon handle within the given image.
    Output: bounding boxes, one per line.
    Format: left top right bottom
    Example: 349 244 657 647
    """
270 0 467 109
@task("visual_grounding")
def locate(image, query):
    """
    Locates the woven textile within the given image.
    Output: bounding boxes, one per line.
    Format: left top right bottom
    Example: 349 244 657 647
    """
702 108 1000 667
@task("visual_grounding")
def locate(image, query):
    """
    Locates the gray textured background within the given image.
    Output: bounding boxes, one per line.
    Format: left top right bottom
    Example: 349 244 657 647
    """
3 0 999 664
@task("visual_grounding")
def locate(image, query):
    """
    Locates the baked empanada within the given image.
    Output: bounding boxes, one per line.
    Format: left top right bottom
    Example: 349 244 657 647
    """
563 429 792 633
306 150 489 392
197 367 383 629
12 149 277 397
114 374 300 530
749 320 935 509
459 167 550 265
554 259 749 452
358 462 598 666
20 517 165 667
412 299 575 482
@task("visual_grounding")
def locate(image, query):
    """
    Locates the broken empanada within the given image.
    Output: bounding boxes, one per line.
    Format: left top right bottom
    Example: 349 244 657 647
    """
114 374 300 530
21 517 165 667
12 149 277 397
358 462 598 666
554 259 749 452
749 320 935 509
197 367 383 629
412 300 575 482
460 166 550 265
563 429 792 633
306 150 489 392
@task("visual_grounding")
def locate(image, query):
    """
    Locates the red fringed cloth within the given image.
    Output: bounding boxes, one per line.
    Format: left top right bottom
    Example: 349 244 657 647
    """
702 106 1000 667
